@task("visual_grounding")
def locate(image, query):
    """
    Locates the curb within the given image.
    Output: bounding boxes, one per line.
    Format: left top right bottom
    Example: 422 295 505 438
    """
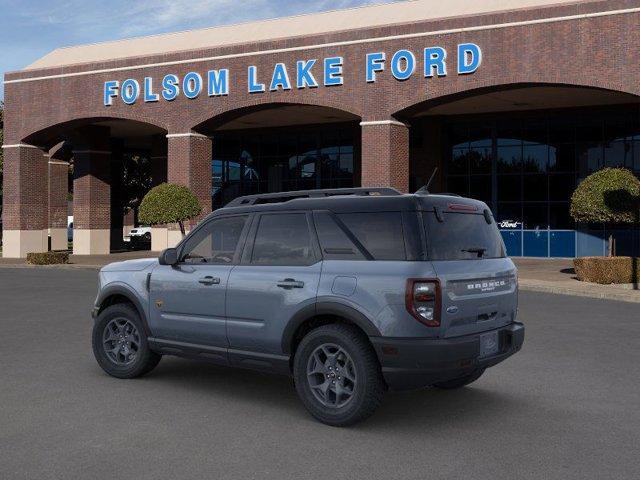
519 280 640 304
0 264 101 270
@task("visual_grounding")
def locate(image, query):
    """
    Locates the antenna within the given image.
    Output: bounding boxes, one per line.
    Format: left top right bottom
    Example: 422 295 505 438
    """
426 167 438 190
415 167 438 195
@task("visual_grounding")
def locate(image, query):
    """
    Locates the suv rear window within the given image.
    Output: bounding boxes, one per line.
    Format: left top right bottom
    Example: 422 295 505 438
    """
423 212 505 260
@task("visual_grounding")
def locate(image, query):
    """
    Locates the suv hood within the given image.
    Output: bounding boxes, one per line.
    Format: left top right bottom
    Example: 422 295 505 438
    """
101 258 158 272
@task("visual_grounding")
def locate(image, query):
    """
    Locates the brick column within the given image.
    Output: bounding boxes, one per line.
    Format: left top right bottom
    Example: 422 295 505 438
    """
150 134 169 252
360 120 410 193
48 151 69 251
73 149 111 254
151 134 168 187
70 126 112 255
1 144 49 258
164 132 212 248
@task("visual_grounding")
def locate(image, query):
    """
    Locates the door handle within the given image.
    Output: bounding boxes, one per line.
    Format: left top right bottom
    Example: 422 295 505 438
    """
277 278 305 289
199 276 221 286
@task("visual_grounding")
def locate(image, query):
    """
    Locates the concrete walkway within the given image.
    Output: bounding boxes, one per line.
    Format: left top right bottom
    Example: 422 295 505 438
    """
1 251 639 303
513 258 640 303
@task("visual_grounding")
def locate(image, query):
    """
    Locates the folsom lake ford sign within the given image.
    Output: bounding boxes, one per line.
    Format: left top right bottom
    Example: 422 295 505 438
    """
103 43 482 106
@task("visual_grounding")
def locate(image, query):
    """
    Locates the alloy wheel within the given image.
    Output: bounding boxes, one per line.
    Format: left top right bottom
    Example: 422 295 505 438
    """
102 318 141 366
306 343 357 408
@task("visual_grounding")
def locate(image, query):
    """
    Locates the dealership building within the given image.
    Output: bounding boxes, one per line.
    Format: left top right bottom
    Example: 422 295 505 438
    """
3 0 640 258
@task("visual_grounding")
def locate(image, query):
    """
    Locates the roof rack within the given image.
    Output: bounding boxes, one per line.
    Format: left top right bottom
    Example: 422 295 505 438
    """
225 187 401 207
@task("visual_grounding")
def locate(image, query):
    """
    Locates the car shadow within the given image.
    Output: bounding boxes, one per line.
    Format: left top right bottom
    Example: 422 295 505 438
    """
139 357 528 432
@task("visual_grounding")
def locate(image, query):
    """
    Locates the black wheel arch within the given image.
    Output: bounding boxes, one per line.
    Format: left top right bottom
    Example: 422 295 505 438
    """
282 301 381 355
96 285 151 336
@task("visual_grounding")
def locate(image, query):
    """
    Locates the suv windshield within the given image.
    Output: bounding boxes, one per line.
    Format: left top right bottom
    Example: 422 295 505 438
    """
423 211 506 260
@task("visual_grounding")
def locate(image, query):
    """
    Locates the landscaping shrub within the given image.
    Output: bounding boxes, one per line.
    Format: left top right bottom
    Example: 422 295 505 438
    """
27 251 69 265
570 168 640 224
139 183 202 236
570 168 640 257
573 256 640 284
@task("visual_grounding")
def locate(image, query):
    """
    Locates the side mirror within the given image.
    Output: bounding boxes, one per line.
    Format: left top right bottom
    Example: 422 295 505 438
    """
159 248 178 266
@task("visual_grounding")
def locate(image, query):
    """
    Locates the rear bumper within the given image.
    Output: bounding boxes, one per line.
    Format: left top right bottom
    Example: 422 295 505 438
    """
370 322 524 391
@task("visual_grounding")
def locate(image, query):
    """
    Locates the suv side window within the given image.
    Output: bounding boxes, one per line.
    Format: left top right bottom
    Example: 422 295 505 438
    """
337 212 406 260
251 213 315 266
181 215 249 264
313 212 366 260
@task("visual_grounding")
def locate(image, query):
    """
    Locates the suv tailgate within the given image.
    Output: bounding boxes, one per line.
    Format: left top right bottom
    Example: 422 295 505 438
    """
431 258 517 338
422 206 518 338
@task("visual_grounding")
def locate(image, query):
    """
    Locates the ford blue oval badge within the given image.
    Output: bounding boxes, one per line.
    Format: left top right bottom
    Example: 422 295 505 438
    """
446 306 459 314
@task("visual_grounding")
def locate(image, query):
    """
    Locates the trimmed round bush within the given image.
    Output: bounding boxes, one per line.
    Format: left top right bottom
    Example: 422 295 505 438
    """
570 168 640 224
138 183 202 235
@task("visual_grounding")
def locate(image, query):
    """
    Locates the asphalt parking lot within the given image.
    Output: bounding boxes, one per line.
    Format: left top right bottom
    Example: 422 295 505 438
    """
1 268 639 480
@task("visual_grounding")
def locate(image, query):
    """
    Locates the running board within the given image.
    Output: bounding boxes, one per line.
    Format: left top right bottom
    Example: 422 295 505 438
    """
148 337 291 375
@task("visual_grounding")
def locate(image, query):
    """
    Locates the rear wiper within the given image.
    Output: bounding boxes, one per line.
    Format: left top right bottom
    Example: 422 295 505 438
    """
461 247 487 258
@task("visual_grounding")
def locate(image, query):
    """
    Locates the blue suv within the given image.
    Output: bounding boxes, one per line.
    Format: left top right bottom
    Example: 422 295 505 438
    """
92 188 524 426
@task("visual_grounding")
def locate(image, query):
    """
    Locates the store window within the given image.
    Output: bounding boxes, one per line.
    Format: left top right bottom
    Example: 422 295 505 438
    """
211 124 358 209
444 106 640 231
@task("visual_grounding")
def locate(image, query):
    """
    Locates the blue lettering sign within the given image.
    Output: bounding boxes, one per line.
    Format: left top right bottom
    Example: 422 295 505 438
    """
104 80 119 106
121 79 140 105
101 45 483 106
424 47 447 77
296 60 318 89
208 69 229 96
248 66 265 93
270 63 292 91
324 57 343 86
366 52 385 83
390 50 416 81
162 74 179 101
144 77 159 102
458 43 482 74
183 72 203 99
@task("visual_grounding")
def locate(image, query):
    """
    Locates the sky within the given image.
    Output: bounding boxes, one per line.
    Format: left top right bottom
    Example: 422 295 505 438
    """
0 0 399 100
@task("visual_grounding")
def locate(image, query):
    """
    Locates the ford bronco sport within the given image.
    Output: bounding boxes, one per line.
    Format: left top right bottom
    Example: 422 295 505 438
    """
92 188 524 426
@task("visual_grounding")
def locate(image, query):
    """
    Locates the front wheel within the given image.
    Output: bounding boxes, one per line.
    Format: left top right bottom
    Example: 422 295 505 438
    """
293 324 385 427
92 303 161 379
433 369 485 390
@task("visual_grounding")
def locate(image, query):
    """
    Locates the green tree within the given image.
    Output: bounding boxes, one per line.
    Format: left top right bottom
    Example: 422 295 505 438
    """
138 183 202 236
121 153 152 224
570 167 640 256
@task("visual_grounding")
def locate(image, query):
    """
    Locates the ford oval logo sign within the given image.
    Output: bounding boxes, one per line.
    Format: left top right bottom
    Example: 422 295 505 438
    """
446 306 459 314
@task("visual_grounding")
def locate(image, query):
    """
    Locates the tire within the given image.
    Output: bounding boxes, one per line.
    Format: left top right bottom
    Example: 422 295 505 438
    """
92 303 161 379
293 324 385 427
433 368 485 390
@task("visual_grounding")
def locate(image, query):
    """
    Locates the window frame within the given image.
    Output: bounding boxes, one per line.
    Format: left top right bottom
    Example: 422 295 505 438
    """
241 211 322 267
176 213 252 266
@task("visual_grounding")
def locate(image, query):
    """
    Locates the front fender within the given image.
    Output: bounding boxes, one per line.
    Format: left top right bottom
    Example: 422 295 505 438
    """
94 282 151 336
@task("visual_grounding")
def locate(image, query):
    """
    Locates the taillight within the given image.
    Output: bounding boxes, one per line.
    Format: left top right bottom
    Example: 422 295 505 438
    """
406 279 441 327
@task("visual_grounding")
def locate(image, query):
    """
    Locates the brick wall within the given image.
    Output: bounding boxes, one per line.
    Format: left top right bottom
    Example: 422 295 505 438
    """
3 0 640 245
2 146 48 230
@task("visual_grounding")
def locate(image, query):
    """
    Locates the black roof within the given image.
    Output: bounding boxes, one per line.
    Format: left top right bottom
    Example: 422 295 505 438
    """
211 188 489 217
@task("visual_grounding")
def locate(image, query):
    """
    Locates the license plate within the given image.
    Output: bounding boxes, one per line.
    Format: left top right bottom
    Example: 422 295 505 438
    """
480 331 500 358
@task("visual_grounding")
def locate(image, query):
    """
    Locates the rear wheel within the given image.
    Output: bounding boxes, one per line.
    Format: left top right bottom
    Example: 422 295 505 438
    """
433 368 485 389
92 303 161 379
293 324 385 427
